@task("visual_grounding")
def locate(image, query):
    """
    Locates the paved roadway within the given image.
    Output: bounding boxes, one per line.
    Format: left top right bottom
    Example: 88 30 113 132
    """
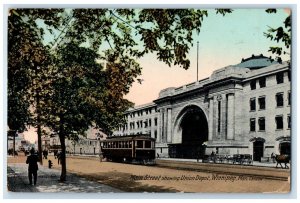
6 155 290 193
156 159 290 181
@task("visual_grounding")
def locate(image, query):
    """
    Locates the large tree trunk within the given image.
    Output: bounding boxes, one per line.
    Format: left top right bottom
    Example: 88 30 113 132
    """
59 121 67 182
36 93 43 164
13 131 16 157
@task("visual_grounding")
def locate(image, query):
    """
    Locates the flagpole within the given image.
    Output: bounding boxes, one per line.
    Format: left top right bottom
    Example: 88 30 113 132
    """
197 41 199 82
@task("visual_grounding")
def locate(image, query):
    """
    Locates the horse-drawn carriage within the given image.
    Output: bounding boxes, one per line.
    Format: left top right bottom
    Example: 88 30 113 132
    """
202 153 253 165
232 154 253 165
275 154 290 169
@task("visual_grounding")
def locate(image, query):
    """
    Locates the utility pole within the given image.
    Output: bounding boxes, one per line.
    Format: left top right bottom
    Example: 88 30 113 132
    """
197 41 199 82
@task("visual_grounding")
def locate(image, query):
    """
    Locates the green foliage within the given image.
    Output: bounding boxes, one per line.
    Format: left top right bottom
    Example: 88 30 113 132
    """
264 9 291 63
8 8 234 137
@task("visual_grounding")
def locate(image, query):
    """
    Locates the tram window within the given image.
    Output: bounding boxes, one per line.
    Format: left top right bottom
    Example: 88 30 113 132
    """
136 140 143 148
129 141 132 148
145 141 151 148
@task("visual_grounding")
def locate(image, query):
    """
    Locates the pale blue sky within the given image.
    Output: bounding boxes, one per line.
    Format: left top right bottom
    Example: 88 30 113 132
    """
125 9 290 105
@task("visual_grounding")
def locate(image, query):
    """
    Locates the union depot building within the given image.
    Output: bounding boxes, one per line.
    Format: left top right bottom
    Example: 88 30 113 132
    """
112 55 291 161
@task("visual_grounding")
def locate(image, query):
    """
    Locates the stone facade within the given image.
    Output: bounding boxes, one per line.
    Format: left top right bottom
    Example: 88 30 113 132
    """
112 55 291 160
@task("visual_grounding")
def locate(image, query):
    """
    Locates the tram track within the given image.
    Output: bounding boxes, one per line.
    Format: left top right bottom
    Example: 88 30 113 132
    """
64 155 290 181
155 159 290 181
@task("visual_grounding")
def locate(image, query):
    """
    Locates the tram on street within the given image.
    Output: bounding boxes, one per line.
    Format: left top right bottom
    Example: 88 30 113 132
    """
100 135 156 165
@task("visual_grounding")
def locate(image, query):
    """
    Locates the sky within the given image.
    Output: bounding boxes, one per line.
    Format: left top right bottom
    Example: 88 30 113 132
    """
9 8 291 143
124 9 290 106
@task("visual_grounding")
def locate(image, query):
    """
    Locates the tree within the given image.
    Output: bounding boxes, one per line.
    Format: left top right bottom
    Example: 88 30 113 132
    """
264 9 291 63
8 8 232 181
8 9 64 163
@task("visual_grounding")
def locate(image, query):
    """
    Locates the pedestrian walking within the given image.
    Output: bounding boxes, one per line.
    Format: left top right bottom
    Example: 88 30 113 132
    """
271 152 276 163
26 148 39 185
43 149 48 159
57 151 62 165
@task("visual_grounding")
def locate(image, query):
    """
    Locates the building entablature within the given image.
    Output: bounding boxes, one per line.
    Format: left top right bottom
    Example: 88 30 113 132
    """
242 62 290 82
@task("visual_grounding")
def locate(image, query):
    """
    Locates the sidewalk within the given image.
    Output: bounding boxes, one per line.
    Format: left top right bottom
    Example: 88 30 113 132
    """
7 163 122 193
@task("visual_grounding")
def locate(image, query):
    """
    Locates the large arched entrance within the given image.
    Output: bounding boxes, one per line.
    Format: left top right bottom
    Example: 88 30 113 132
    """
169 105 208 159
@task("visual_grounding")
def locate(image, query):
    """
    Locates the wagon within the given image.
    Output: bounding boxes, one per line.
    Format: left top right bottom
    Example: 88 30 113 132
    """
232 154 253 165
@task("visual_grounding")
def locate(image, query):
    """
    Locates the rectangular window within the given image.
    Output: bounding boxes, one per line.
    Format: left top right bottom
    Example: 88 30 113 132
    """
288 91 291 106
154 118 158 126
288 70 291 82
250 98 256 111
259 77 266 88
145 141 151 148
276 93 284 107
287 115 291 129
276 116 283 130
136 140 143 148
258 97 266 110
276 72 284 84
154 130 157 139
250 80 256 90
149 119 151 127
250 118 256 132
258 117 265 131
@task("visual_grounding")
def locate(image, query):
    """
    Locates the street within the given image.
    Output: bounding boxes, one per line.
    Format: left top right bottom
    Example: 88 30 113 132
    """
7 154 290 193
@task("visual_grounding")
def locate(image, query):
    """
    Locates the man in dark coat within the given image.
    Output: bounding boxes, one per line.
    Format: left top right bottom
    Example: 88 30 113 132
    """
26 148 39 185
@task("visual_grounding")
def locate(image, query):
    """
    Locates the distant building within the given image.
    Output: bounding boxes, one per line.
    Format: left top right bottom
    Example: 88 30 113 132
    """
43 128 107 155
7 133 31 152
112 55 291 161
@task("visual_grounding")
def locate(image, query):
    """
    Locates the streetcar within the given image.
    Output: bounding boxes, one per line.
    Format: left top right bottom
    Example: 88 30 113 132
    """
100 135 156 165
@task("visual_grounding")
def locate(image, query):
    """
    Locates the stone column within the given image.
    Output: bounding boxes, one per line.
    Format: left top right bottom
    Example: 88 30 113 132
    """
208 97 214 141
227 93 235 140
167 108 172 143
158 110 163 143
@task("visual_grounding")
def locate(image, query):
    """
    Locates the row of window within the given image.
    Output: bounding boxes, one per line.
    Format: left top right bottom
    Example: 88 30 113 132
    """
250 71 290 90
250 115 291 131
127 107 158 118
114 130 158 140
101 140 153 149
127 118 158 130
250 92 290 111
